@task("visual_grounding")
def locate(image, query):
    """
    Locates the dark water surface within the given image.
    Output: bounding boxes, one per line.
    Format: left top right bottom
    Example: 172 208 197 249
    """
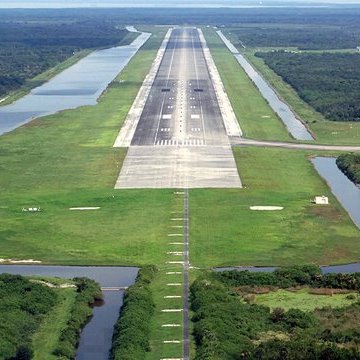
0 265 138 360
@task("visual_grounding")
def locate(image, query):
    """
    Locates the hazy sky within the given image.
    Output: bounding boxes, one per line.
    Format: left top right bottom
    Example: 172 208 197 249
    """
0 0 360 7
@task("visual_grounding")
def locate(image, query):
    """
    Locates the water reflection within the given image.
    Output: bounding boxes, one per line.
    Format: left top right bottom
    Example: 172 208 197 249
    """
0 32 150 136
217 30 314 141
311 157 360 230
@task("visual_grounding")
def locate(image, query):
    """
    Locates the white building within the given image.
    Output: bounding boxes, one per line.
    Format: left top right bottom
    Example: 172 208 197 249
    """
314 196 329 205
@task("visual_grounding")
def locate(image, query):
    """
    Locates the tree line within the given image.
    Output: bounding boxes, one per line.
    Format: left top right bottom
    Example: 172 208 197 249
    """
110 265 157 360
0 20 130 97
0 274 58 359
337 153 360 185
257 51 360 122
233 26 360 50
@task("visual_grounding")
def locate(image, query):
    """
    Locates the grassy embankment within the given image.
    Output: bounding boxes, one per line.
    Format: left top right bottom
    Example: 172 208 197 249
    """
0 28 172 266
203 28 292 142
0 31 138 107
243 49 360 145
190 147 360 268
32 288 76 360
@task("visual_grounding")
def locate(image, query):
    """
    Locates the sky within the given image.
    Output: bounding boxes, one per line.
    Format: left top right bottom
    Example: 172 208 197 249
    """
0 0 360 7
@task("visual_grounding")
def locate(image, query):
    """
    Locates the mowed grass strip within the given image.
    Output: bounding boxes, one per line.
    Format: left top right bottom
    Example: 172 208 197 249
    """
190 147 360 268
203 28 291 141
244 50 360 145
32 288 76 360
0 28 173 266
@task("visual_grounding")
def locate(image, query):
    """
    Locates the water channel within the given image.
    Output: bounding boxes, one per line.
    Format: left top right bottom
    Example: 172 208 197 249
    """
0 265 138 360
217 30 314 141
311 157 360 230
215 263 360 274
0 30 150 136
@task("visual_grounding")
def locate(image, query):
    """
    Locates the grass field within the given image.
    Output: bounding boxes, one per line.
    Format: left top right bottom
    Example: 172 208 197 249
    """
203 28 292 142
190 147 360 268
243 50 360 145
0 28 171 266
255 288 359 311
32 288 76 360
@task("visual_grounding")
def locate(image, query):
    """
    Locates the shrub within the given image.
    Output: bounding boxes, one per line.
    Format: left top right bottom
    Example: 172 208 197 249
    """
53 277 102 359
110 265 158 360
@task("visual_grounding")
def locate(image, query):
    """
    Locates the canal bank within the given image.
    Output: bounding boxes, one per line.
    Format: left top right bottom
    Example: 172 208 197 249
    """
0 265 138 359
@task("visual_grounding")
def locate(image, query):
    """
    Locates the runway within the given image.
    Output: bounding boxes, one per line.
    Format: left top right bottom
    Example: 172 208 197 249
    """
115 28 242 189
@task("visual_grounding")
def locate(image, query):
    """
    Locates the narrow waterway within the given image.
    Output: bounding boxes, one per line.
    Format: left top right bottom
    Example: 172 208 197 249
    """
311 157 360 230
0 30 150 136
215 263 360 274
216 30 314 141
0 265 138 359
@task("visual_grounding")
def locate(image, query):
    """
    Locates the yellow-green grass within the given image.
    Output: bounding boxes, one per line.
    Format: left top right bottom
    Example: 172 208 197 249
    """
0 28 170 266
190 147 360 268
244 50 360 145
203 28 292 142
32 288 76 360
0 31 138 107
255 288 359 312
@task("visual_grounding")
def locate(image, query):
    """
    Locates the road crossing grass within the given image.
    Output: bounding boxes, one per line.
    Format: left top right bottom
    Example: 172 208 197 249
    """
190 147 360 268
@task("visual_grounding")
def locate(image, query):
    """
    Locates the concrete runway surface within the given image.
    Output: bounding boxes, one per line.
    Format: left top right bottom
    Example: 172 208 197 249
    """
115 27 242 189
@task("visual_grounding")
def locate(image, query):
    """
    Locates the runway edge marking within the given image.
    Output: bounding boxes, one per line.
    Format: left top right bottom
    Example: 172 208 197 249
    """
197 28 243 138
113 28 173 148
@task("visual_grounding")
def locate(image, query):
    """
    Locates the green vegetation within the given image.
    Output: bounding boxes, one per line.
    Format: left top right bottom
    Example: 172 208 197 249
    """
244 50 360 144
111 266 157 360
257 51 360 122
1 49 91 107
54 277 102 359
337 153 360 185
203 28 291 141
190 147 360 267
0 274 58 359
230 24 360 50
0 19 134 98
255 288 359 312
0 28 172 266
32 288 76 360
191 266 360 360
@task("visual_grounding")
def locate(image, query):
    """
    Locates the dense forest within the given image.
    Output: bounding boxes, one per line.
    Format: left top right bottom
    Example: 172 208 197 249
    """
191 266 360 360
0 274 58 359
2 6 360 97
0 20 130 97
231 26 360 50
337 153 360 185
2 7 360 27
256 51 360 122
